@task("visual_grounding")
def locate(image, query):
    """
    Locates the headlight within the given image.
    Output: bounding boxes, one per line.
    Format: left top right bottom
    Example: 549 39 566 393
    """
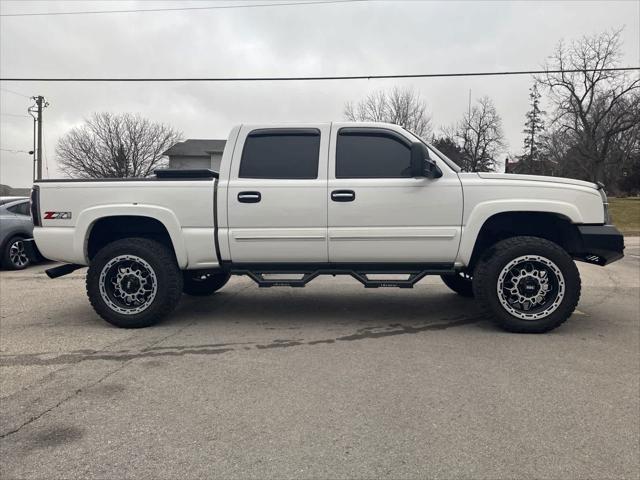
603 202 610 224
598 185 610 224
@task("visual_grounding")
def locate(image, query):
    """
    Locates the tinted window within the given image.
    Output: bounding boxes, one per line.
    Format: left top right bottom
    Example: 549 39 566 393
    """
8 202 30 216
0 197 27 206
336 130 412 178
239 129 320 179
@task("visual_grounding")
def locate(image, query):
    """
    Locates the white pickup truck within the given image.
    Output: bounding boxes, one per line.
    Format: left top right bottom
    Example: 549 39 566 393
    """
31 122 624 333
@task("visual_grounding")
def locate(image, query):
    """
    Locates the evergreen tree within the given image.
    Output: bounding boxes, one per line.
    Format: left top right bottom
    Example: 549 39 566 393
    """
520 84 545 173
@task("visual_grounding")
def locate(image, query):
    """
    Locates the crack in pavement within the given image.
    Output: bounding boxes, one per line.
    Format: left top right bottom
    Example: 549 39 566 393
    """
0 323 220 440
0 285 255 440
0 352 132 440
0 315 482 367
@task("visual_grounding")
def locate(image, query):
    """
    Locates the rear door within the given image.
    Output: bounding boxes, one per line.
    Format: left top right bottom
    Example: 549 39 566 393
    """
226 125 329 263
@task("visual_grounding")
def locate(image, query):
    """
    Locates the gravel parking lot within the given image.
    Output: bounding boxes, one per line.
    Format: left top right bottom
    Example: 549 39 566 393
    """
1 238 638 479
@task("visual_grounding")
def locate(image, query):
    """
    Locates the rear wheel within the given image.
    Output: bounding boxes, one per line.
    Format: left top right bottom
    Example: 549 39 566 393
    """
473 236 581 333
183 271 230 296
441 271 474 297
2 236 31 270
86 238 182 328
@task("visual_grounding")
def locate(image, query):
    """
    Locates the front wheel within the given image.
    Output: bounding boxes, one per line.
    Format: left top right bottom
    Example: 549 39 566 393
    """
473 236 581 333
441 271 474 297
86 238 183 328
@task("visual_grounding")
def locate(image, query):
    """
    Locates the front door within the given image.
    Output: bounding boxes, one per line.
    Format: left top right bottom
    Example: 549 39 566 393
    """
226 125 330 263
327 124 463 264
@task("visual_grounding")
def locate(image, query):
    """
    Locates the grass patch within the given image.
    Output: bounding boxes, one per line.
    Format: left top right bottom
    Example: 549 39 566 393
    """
609 197 640 235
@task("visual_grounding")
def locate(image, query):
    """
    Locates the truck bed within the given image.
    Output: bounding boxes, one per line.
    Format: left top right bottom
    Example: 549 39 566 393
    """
34 173 219 269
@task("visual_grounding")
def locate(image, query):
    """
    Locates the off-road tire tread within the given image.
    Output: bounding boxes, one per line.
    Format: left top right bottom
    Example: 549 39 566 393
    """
440 273 474 297
183 271 231 296
473 236 581 333
86 238 182 328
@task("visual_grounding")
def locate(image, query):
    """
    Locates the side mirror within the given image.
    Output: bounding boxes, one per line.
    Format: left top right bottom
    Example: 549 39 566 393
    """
424 158 443 179
410 143 442 179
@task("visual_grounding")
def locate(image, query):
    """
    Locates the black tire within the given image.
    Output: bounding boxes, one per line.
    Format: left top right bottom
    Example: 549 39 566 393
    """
441 271 474 297
183 271 230 296
2 236 31 270
29 243 46 263
473 236 581 333
86 238 183 328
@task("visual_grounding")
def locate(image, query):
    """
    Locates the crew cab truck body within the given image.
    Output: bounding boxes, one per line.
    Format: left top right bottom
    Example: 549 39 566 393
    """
32 122 624 332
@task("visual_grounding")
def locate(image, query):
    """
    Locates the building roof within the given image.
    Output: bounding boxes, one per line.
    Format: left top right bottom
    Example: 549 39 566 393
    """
163 139 226 157
0 185 31 197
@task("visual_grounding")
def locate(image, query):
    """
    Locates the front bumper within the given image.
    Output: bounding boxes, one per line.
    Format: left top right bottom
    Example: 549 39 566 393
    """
574 225 625 266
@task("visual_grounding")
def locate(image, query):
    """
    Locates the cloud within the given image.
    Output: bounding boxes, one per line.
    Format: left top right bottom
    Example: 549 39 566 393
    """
1 0 638 185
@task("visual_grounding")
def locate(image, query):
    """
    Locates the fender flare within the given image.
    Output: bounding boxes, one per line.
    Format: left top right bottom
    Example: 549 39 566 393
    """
456 199 582 265
75 204 188 268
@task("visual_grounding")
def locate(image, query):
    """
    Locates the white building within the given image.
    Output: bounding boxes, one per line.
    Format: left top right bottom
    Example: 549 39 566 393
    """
163 139 226 171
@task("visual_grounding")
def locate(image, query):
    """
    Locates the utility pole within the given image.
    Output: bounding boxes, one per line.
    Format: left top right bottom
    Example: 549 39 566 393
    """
35 96 45 181
28 95 48 181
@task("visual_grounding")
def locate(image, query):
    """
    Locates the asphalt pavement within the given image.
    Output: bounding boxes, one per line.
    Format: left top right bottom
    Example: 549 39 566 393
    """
1 238 638 479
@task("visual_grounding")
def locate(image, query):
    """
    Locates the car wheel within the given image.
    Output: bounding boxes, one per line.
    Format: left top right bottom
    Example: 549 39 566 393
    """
183 271 230 296
2 236 31 270
86 238 183 328
473 236 581 333
441 271 474 297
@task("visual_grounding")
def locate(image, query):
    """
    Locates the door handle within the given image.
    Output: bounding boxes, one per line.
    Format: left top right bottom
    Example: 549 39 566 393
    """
238 191 261 203
331 190 355 202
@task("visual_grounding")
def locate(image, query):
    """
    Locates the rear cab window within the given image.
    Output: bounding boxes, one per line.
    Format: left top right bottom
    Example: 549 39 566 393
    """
7 202 30 216
239 128 321 179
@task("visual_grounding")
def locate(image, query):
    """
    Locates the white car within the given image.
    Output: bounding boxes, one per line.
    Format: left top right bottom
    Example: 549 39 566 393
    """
31 122 624 332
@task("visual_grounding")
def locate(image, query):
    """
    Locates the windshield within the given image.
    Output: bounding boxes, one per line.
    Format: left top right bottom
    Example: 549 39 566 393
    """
404 129 462 173
426 142 462 173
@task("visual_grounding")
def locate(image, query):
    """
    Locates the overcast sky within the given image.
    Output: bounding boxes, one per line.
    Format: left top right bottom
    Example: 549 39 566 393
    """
1 0 638 187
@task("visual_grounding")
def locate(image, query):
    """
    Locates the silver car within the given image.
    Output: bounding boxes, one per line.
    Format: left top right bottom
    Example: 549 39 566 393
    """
0 196 35 269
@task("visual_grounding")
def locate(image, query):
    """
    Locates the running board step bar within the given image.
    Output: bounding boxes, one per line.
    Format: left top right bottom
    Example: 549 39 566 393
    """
231 265 454 289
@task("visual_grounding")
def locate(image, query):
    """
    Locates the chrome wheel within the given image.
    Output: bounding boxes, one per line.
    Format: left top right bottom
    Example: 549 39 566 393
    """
98 255 158 315
497 255 565 320
9 239 29 268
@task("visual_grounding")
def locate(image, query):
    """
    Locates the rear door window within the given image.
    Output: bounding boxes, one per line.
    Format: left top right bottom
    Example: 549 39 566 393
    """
7 202 30 216
239 129 320 179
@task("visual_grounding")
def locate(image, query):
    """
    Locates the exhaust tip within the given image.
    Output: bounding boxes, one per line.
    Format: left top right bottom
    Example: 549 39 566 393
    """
45 264 83 279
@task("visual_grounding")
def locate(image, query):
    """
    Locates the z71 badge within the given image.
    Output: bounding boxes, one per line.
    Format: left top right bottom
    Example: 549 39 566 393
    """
44 211 72 220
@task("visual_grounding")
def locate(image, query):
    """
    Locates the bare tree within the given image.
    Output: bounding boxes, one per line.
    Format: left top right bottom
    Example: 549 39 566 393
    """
616 120 640 194
536 29 640 183
456 96 505 172
344 87 432 138
57 112 183 178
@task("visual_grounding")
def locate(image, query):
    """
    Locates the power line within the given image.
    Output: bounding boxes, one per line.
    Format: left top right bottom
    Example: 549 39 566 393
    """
0 112 30 118
1 67 638 82
0 87 31 98
0 0 369 17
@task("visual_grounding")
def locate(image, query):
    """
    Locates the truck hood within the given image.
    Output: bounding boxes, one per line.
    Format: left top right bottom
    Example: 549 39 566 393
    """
475 172 599 190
